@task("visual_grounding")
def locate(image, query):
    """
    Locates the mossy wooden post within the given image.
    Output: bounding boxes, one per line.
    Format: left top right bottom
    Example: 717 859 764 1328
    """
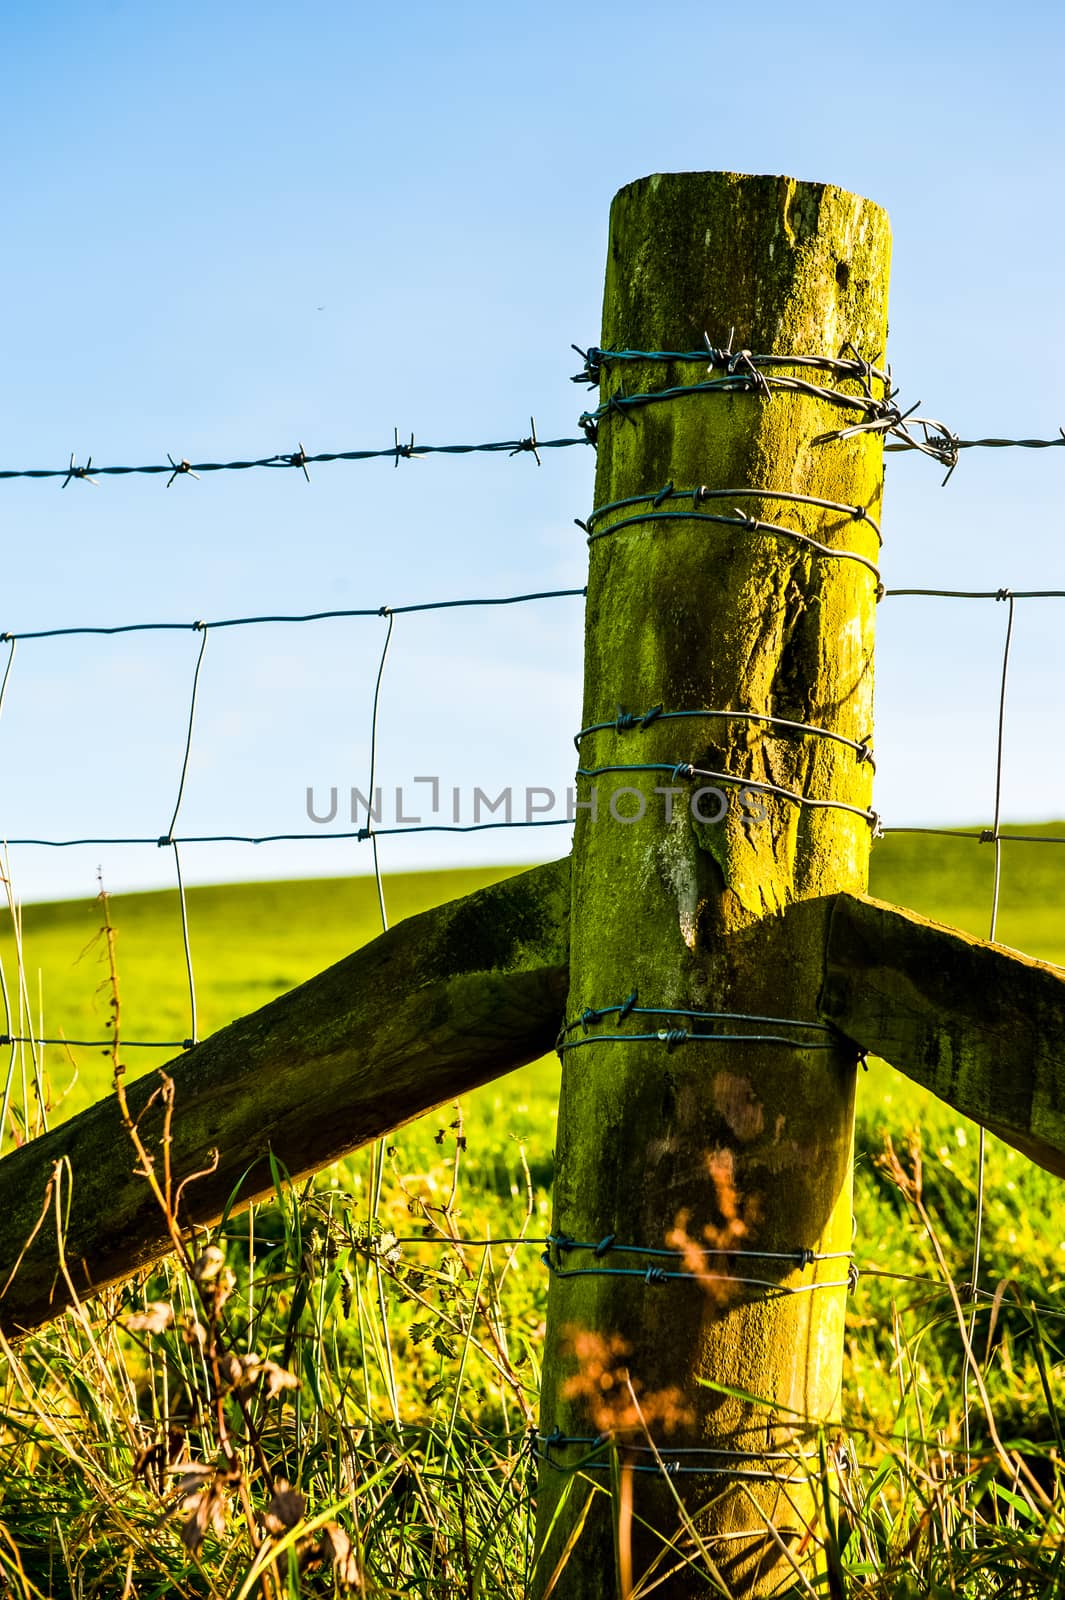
534 173 890 1596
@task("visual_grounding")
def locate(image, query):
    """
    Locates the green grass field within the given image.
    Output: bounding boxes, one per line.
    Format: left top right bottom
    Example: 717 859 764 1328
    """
4 824 1065 1129
2 830 1064 1596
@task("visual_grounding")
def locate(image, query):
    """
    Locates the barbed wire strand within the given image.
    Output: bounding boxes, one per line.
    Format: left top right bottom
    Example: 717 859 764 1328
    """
0 428 589 485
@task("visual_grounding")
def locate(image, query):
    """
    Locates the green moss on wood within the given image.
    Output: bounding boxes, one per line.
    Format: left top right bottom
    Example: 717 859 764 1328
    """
823 893 1065 1177
535 172 891 1598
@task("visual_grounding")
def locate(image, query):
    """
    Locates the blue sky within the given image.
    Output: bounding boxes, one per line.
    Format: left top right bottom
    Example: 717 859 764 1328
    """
3 0 1064 904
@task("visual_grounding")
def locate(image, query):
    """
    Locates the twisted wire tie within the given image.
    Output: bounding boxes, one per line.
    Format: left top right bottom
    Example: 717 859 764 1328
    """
579 705 875 769
721 347 772 399
583 504 882 580
645 1266 670 1285
576 758 879 829
559 1001 835 1040
545 1233 845 1269
590 482 883 543
658 1028 688 1050
603 389 637 428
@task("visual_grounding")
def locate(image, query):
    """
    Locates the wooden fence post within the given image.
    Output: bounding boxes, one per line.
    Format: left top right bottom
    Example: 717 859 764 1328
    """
534 172 891 1596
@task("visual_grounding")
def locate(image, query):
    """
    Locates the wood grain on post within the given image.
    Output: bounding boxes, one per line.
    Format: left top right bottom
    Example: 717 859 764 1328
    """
0 858 569 1338
534 172 891 1597
823 892 1065 1178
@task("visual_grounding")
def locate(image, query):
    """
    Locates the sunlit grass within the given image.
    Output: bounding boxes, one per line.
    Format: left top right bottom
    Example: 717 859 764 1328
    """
1 831 1063 1595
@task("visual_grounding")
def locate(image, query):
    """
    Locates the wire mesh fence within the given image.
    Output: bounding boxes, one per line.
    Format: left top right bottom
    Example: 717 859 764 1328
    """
1 353 1064 1531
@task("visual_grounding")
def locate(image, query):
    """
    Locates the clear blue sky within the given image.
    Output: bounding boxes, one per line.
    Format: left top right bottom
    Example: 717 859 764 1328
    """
3 0 1064 904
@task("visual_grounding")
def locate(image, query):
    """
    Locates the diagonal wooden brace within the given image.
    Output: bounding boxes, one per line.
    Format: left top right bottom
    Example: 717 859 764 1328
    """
822 892 1065 1179
4 869 1061 1342
0 857 570 1338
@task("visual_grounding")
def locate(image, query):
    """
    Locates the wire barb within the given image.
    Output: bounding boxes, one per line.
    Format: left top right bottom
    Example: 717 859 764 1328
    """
508 418 541 466
166 454 201 489
62 453 97 489
288 441 311 482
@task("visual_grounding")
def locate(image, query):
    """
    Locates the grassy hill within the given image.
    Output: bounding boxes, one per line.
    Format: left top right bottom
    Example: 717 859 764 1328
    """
4 825 1065 1129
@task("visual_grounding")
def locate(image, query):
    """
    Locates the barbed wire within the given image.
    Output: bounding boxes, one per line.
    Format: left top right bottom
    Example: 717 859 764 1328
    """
0 339 1060 491
0 424 589 486
573 341 1065 483
3 357 1063 1519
